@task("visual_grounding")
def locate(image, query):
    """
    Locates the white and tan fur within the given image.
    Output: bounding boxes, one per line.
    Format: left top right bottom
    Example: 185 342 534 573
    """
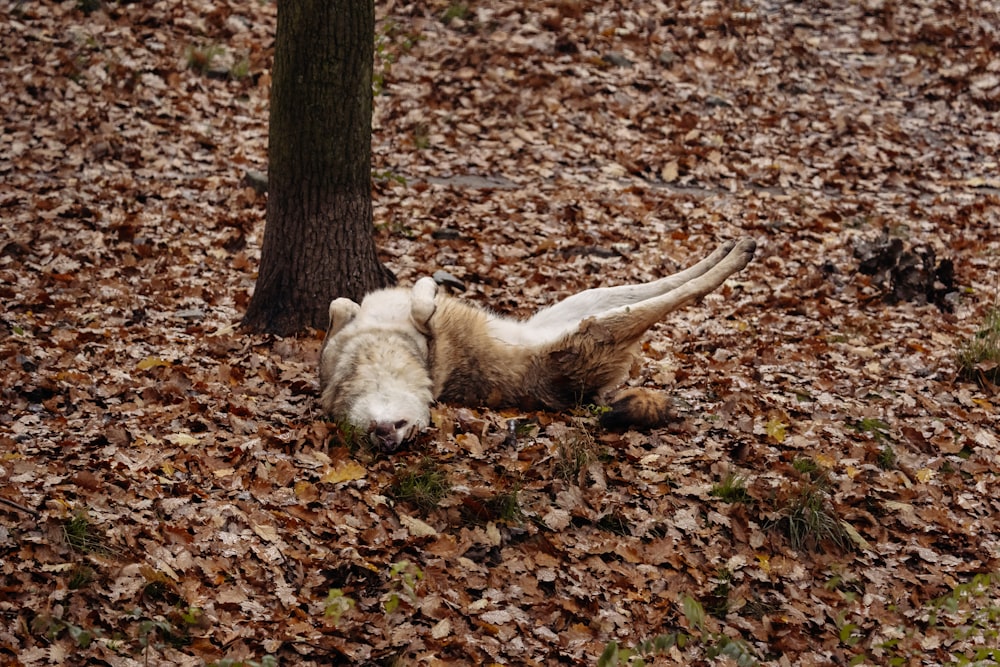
320 238 756 449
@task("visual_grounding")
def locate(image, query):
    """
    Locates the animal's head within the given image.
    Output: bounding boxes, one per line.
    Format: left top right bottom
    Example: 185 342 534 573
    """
318 282 438 451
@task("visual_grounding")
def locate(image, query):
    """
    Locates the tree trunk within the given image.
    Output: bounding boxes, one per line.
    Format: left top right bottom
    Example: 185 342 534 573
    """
242 0 394 336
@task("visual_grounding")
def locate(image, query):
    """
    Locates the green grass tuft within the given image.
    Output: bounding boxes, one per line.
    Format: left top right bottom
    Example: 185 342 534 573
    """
441 2 470 24
791 456 821 478
486 487 524 524
876 443 897 470
957 307 1000 385
62 509 117 556
389 459 450 510
710 472 751 503
778 484 849 552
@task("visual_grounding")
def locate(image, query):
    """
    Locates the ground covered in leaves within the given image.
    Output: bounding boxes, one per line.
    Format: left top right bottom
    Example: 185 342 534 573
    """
2 0 999 665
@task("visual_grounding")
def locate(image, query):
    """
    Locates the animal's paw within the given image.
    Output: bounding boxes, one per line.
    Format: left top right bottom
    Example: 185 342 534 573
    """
410 277 438 335
599 388 673 430
732 237 757 268
717 238 737 255
326 298 361 340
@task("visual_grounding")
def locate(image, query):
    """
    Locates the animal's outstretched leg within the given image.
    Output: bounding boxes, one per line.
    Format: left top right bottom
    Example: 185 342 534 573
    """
580 237 755 344
527 239 740 329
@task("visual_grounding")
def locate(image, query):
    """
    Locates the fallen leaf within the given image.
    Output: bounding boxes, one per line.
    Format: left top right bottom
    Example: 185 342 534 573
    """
431 618 452 639
765 417 787 443
321 460 366 484
164 433 199 446
661 160 679 182
399 514 437 537
252 523 279 542
136 356 171 370
542 508 571 531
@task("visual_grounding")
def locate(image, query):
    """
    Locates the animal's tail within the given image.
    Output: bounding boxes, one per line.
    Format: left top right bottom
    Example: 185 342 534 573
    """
599 388 673 430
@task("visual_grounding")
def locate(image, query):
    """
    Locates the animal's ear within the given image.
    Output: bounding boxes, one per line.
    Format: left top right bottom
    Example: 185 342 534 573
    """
326 298 360 340
410 277 438 335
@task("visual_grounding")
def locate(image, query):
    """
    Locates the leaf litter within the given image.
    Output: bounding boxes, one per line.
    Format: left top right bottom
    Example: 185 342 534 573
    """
1 0 999 665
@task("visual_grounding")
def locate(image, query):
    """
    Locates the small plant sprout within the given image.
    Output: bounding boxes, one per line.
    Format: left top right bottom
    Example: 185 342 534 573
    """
850 418 897 469
384 560 424 614
137 616 190 651
852 417 891 442
30 615 93 649
599 595 760 667
596 510 632 537
705 569 733 618
411 122 431 150
323 589 355 626
229 56 251 80
209 658 279 667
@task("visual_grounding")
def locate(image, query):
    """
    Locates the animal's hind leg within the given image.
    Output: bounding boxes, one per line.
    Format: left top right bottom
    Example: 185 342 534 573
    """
579 237 755 344
527 239 739 329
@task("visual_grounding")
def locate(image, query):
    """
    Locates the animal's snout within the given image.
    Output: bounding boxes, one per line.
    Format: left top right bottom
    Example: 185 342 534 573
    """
371 419 415 451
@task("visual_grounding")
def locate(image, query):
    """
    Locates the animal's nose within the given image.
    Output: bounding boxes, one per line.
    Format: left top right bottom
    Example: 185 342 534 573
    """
372 419 413 451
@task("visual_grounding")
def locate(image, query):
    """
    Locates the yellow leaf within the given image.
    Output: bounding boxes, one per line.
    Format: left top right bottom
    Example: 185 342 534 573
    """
137 356 171 370
321 460 366 485
815 453 836 469
915 468 935 483
765 418 787 443
294 481 319 503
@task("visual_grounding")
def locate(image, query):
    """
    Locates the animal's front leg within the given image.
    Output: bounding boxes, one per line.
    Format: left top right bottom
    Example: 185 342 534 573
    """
410 277 438 336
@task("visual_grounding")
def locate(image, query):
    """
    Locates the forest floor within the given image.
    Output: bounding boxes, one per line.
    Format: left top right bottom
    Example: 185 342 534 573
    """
2 0 1000 665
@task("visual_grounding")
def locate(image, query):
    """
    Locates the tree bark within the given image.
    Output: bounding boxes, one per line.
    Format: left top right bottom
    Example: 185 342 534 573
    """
242 0 394 336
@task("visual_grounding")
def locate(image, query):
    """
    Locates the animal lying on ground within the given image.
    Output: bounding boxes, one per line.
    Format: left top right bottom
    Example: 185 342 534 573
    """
320 237 756 449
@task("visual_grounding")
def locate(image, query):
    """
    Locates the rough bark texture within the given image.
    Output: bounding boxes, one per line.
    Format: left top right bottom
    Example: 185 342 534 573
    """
243 0 394 335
